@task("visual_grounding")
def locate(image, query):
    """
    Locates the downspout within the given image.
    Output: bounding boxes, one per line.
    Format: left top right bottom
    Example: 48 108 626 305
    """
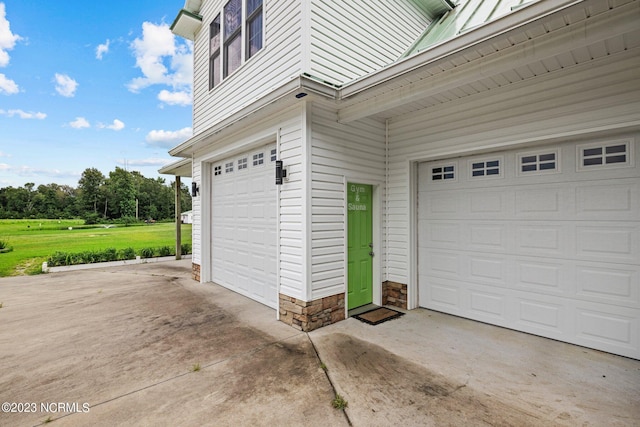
385 119 389 283
276 127 282 320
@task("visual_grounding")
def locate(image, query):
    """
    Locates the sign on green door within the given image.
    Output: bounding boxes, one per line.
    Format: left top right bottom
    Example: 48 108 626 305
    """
347 183 373 310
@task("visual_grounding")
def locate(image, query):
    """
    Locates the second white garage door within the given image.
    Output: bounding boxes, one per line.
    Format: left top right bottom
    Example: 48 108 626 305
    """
418 136 639 359
211 144 277 308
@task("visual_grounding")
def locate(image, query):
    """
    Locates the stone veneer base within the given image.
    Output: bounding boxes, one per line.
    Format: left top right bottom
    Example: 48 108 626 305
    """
279 293 345 332
192 263 201 281
382 281 407 309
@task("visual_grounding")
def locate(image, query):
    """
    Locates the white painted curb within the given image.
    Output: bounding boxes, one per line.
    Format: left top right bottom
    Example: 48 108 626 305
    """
42 254 192 273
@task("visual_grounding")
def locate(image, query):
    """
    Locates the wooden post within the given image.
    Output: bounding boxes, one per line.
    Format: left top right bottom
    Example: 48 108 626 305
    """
175 176 182 260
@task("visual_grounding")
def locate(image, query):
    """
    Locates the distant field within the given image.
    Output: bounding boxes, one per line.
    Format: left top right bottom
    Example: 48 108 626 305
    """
0 219 192 277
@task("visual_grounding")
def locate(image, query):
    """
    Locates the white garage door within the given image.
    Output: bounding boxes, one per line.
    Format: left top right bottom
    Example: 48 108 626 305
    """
418 137 640 359
211 144 277 308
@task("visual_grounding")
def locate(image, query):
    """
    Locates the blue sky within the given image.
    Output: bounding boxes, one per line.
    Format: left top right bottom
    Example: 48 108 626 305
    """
0 0 192 187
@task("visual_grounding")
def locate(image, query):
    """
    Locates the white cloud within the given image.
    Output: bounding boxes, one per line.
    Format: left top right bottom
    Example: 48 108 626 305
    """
145 127 192 148
96 39 110 60
69 117 90 129
0 108 46 119
54 73 78 97
0 72 17 94
157 89 191 106
0 3 21 68
98 118 125 131
119 157 171 167
0 162 79 179
128 22 192 106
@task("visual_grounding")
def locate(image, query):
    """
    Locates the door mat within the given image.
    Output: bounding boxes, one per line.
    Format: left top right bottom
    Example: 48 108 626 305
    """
353 307 404 325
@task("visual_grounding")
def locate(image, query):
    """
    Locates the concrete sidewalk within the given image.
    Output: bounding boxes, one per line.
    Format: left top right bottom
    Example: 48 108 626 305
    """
0 260 638 426
310 310 640 426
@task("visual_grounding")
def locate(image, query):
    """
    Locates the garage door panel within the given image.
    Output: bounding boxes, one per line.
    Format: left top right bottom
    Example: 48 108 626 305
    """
576 225 638 263
211 144 277 309
575 303 638 352
576 263 639 307
576 182 638 219
419 137 640 359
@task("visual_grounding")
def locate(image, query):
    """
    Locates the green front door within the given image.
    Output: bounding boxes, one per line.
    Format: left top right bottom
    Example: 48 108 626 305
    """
347 183 373 310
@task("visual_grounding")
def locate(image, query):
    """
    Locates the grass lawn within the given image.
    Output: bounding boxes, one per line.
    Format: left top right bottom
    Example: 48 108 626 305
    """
0 219 192 277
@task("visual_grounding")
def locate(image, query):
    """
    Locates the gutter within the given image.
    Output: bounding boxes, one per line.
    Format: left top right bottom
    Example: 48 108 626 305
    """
339 0 585 98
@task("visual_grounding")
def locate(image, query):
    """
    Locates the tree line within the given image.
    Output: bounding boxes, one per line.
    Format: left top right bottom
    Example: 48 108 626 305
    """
0 167 192 222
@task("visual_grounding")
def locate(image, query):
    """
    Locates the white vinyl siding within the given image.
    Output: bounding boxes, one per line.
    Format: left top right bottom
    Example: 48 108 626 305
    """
308 0 431 84
193 0 303 133
310 104 386 300
386 49 640 289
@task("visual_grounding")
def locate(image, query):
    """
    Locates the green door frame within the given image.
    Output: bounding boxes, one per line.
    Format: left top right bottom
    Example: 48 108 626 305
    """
347 183 374 310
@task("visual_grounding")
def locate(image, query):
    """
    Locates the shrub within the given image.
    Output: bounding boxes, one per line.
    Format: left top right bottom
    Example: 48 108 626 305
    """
181 243 192 255
83 213 101 225
139 247 155 258
118 247 136 260
48 251 68 267
158 245 172 257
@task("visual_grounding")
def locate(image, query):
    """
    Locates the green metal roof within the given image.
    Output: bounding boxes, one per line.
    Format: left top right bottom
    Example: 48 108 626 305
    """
404 0 535 57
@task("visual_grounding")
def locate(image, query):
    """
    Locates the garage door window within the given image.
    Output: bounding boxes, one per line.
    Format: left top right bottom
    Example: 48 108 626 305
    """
578 140 631 171
214 165 222 176
225 162 234 173
469 157 502 178
270 148 277 162
238 157 248 170
517 150 559 175
431 164 456 181
253 152 264 166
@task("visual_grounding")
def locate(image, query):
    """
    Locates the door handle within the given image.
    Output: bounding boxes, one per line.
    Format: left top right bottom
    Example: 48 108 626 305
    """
369 251 374 257
369 243 373 248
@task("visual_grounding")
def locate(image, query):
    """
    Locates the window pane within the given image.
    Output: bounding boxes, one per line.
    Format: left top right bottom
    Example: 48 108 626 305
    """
486 160 499 168
432 167 442 174
247 14 263 58
472 170 484 177
539 153 555 161
584 157 603 166
444 173 454 179
486 168 499 175
522 164 537 172
606 144 626 154
210 15 220 51
444 166 454 172
521 156 536 164
583 147 602 157
472 162 484 169
432 175 442 180
247 0 262 14
539 162 555 170
211 54 220 87
606 155 626 164
224 0 241 38
225 34 242 76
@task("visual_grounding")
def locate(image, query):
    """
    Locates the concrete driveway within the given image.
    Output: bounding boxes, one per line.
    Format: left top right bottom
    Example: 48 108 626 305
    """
1 260 638 426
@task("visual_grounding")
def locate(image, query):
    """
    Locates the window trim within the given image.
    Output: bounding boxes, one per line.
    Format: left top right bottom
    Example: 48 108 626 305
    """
209 14 221 90
468 156 504 180
576 139 633 172
429 161 457 183
516 149 560 176
209 0 264 89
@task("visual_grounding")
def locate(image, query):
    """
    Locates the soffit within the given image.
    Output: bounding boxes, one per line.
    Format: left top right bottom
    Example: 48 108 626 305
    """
337 0 639 123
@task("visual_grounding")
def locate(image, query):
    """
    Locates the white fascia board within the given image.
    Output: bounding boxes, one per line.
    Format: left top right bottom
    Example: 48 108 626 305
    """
339 0 583 100
158 158 192 177
168 76 338 157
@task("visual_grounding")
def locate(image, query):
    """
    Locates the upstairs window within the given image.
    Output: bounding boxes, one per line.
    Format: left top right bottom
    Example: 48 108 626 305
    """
209 0 264 88
246 0 263 60
224 0 242 78
209 15 221 89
